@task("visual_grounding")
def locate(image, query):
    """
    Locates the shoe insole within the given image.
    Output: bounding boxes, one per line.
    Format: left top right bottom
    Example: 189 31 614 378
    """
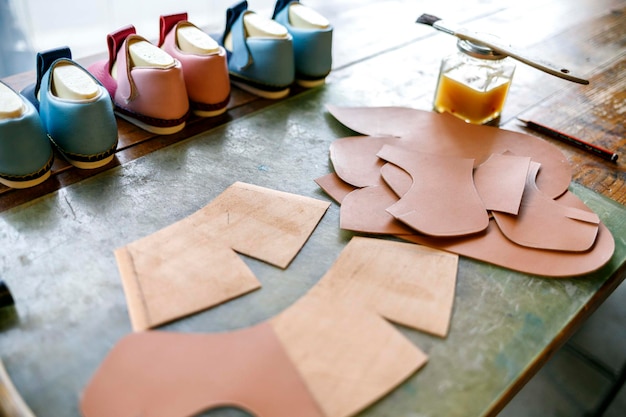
129 40 175 68
289 4 330 29
112 39 175 80
224 12 288 52
245 13 289 38
0 83 25 119
176 24 219 55
52 62 99 100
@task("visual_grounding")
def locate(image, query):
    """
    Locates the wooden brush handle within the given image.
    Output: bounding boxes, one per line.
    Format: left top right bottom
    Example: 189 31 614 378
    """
434 22 590 84
0 359 36 417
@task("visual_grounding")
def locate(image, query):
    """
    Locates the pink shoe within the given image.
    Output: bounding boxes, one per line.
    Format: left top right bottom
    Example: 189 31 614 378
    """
88 26 190 135
159 13 231 117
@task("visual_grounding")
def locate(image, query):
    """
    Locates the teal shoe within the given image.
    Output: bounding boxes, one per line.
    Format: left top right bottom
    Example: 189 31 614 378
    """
39 57 119 169
222 1 295 99
0 81 53 189
23 47 119 169
272 0 333 87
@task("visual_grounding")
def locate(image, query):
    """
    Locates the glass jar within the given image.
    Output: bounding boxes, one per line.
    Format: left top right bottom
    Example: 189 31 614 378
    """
433 39 516 125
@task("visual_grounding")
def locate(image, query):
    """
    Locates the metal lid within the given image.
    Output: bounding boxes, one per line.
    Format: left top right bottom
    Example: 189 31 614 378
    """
457 39 507 60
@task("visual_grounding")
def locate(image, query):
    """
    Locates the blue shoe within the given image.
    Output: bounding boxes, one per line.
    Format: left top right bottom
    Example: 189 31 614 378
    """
272 0 333 87
0 81 53 189
22 47 119 169
222 1 294 99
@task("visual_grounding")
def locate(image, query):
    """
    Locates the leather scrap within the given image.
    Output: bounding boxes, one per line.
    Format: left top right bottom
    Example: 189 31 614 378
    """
492 162 600 252
115 182 330 331
85 237 453 417
378 145 489 237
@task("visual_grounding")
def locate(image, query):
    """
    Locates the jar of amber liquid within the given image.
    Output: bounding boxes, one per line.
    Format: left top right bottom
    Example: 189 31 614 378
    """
433 39 516 124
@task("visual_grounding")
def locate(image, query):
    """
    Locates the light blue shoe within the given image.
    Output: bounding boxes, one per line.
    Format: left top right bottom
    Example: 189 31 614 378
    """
0 81 53 189
23 47 119 169
222 1 295 99
272 0 333 87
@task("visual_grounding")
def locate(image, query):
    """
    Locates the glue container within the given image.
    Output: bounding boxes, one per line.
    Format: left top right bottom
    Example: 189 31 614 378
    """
433 39 516 125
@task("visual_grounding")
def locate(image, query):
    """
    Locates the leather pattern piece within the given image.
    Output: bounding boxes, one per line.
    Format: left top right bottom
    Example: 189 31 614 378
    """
87 237 454 417
115 182 330 331
329 136 398 187
378 145 489 237
326 105 572 199
116 234 260 331
339 184 413 235
81 323 325 417
473 153 531 215
318 106 615 277
314 172 356 204
492 162 600 252
272 237 455 416
400 215 614 278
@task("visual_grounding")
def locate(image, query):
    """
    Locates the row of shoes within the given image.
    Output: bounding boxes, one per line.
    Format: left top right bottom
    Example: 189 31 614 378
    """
0 0 332 190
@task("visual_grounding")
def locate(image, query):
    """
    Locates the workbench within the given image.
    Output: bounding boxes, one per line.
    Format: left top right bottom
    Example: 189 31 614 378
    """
1 1 625 416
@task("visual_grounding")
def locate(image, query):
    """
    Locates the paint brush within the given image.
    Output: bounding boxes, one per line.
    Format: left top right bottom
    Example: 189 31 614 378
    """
416 13 589 85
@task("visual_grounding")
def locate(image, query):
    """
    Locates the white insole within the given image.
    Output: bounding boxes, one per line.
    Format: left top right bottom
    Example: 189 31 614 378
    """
129 40 175 68
289 4 329 29
52 62 99 100
224 13 288 51
0 83 25 119
177 25 219 55
112 39 175 79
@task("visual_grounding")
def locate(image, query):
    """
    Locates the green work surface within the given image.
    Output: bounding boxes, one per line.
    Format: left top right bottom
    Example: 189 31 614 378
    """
1 85 625 417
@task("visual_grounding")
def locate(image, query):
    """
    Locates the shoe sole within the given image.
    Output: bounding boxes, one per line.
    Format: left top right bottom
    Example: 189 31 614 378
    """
115 110 187 135
231 79 290 100
0 170 51 189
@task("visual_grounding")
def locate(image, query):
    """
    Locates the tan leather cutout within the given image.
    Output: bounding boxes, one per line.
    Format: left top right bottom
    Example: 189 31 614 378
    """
272 237 454 416
378 145 489 237
271 293 426 417
309 236 458 337
314 172 357 203
400 188 614 277
116 237 260 331
329 136 398 187
182 182 331 269
473 153 531 214
115 182 330 331
340 184 413 235
319 106 615 276
380 162 412 197
81 323 325 417
85 237 455 417
326 105 572 199
492 162 600 252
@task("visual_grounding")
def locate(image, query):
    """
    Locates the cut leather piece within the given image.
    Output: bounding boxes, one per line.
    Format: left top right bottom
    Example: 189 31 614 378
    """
473 153 531 215
272 292 427 417
310 236 459 337
329 135 399 187
326 105 571 199
380 162 412 197
116 236 260 331
314 172 357 203
271 237 446 417
492 162 600 252
400 212 614 278
81 323 325 417
115 182 330 331
340 184 414 235
378 145 489 237
86 237 450 417
326 104 437 138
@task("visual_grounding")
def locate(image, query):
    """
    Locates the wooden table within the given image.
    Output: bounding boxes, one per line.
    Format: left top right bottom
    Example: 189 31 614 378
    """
1 0 625 416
